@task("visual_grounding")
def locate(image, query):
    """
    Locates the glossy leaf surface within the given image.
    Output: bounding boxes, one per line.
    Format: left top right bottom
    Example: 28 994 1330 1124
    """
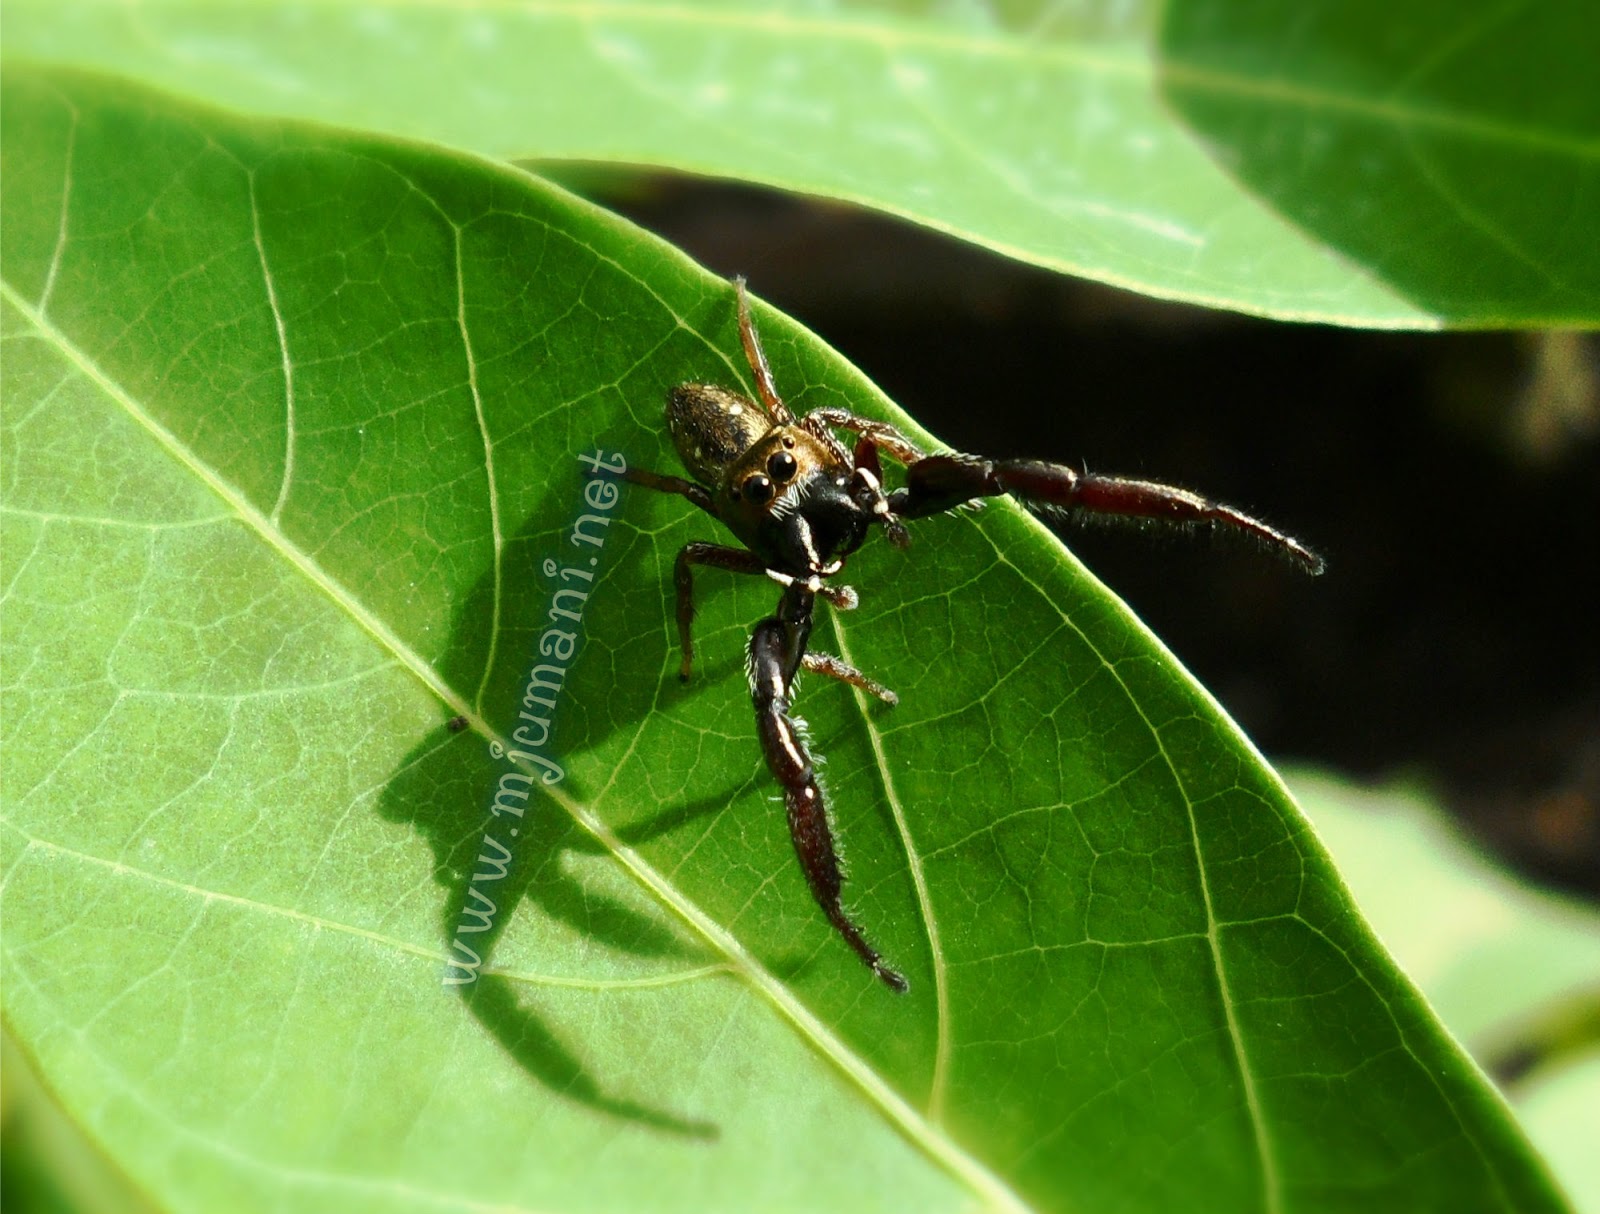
0 68 1567 1214
5 0 1597 326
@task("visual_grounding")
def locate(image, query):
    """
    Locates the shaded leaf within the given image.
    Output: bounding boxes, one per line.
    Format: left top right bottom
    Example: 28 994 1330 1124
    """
5 0 1597 326
0 67 1568 1213
1158 0 1600 326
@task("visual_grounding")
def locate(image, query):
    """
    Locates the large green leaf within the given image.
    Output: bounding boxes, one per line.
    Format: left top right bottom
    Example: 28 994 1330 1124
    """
5 0 1596 327
1 67 1567 1213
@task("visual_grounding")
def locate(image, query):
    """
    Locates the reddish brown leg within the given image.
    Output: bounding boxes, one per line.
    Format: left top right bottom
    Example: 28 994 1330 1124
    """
672 543 769 680
734 277 794 424
803 408 924 465
844 434 912 548
891 454 1325 574
802 410 923 527
750 585 907 992
623 467 716 517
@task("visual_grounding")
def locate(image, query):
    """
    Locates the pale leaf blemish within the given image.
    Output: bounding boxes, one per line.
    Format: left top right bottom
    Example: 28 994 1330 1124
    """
890 58 931 92
38 102 76 319
590 30 648 69
462 15 499 50
1067 198 1206 247
693 81 731 108
248 171 296 526
857 122 938 161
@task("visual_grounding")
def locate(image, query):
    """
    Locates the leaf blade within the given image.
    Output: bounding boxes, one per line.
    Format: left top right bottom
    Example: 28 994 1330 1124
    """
1 64 1570 1214
5 0 1597 325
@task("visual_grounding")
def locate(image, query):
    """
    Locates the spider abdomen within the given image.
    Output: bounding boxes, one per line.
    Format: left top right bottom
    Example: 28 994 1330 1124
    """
667 383 765 487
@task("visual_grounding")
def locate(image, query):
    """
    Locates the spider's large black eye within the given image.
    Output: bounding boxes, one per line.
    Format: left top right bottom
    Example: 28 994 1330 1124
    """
743 474 774 504
767 450 798 483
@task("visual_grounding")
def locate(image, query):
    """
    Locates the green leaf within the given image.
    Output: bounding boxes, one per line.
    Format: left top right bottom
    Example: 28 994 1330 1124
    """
1 66 1568 1214
5 0 1596 327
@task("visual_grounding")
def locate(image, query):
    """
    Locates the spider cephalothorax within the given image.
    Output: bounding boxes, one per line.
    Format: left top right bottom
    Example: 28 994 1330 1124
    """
626 278 1322 992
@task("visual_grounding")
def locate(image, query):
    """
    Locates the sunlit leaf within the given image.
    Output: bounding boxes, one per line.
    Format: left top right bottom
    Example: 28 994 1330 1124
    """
0 67 1568 1214
5 0 1596 326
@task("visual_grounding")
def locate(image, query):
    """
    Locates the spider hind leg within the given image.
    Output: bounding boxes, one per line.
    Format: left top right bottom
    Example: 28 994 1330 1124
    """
749 587 908 992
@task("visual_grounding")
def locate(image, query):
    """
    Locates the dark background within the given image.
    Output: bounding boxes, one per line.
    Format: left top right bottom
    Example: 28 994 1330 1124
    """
593 173 1600 901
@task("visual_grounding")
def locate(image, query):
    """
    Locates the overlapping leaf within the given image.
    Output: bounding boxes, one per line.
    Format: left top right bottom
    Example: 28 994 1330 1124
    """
5 0 1596 326
0 68 1567 1213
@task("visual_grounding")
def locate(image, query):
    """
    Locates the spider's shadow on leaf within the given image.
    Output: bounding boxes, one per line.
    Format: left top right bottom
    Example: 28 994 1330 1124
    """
377 478 730 1141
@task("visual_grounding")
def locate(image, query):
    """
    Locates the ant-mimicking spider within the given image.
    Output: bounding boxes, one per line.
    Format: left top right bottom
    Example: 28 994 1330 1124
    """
625 278 1323 992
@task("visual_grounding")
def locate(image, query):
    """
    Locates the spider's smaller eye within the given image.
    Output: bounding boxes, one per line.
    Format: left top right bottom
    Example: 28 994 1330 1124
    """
767 451 798 483
744 474 774 504
782 436 796 449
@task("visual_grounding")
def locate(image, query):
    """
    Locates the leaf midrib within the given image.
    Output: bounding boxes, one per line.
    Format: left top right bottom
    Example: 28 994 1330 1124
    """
0 277 1033 1214
1 824 733 992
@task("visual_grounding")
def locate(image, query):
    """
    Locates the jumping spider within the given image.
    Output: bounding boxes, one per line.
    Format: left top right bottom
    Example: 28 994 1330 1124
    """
626 278 1323 993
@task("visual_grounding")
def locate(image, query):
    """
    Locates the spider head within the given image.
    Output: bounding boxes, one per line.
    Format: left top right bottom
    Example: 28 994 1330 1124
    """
666 385 900 576
719 427 875 575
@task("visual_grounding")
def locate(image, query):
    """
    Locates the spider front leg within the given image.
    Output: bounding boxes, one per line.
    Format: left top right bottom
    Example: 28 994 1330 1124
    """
802 407 924 467
621 465 718 515
734 276 794 424
890 454 1325 574
749 583 908 992
800 407 925 548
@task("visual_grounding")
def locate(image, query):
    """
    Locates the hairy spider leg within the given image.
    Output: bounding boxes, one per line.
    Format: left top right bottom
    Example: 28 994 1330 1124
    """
750 583 908 992
733 277 795 424
803 408 924 466
844 431 914 549
791 406 926 549
666 543 866 683
801 651 898 704
890 454 1326 575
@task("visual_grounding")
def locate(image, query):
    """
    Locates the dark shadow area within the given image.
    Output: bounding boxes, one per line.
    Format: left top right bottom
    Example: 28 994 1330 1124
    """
1154 3 1598 322
459 976 714 1136
377 482 734 1140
